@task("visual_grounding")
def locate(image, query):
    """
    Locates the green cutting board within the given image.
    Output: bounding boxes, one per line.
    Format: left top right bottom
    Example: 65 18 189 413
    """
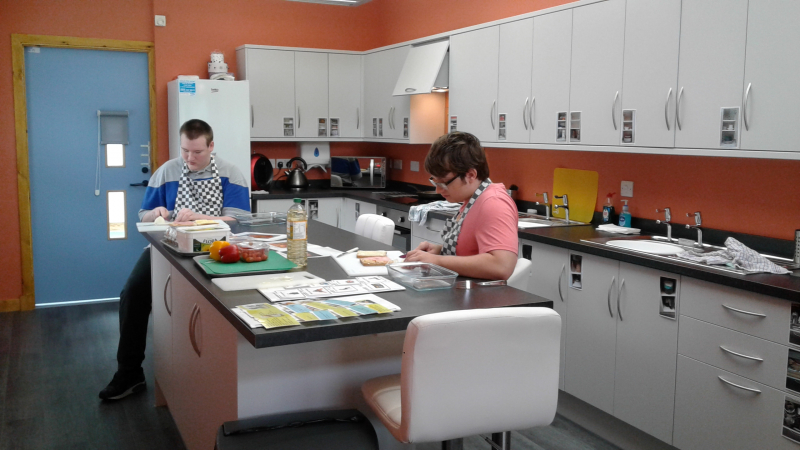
194 251 297 276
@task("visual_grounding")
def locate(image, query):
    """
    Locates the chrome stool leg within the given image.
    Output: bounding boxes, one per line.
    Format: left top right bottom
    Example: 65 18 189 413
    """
487 431 511 450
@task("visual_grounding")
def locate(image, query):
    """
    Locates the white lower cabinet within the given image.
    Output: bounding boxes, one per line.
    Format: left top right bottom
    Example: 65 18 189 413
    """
564 252 679 444
339 198 376 233
152 248 173 406
521 240 568 390
255 198 342 228
410 217 446 250
674 356 799 450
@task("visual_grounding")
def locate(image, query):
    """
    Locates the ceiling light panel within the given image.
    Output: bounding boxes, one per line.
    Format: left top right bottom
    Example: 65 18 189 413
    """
286 0 372 6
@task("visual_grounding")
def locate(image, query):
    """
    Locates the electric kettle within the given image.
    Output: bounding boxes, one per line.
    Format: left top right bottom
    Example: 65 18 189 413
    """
286 157 309 190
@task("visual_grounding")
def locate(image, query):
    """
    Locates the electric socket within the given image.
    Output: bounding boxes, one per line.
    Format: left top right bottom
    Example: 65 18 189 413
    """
393 159 402 170
410 161 419 172
154 15 166 27
621 180 634 197
276 159 291 170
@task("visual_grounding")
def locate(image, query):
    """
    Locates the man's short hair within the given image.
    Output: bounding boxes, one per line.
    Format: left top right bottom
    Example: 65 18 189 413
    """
424 131 490 181
179 119 214 146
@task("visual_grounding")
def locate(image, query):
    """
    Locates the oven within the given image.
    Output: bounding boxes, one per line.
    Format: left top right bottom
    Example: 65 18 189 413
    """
375 205 411 252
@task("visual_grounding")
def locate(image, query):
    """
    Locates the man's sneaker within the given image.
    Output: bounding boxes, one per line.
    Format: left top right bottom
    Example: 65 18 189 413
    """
99 371 146 400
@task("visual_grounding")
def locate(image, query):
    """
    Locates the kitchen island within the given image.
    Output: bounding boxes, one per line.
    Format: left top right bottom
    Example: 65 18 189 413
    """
144 221 553 450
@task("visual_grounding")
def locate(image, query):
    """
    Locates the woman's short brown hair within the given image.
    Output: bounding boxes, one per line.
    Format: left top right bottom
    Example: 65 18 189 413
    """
424 131 489 180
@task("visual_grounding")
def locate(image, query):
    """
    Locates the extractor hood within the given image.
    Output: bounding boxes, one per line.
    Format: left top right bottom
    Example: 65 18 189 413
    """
393 39 449 96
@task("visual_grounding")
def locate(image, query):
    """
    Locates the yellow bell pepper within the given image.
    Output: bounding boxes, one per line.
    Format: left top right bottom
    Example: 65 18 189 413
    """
209 240 230 261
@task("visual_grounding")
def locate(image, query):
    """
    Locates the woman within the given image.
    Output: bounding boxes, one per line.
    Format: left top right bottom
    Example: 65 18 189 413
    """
404 132 518 280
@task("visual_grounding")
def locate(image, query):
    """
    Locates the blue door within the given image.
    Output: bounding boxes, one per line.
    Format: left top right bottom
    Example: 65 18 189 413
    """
26 47 151 305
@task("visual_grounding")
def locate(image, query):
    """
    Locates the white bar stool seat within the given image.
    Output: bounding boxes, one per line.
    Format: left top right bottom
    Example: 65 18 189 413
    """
354 213 395 246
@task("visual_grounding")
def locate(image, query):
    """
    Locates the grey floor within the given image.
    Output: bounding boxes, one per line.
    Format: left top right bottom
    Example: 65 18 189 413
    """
0 302 620 450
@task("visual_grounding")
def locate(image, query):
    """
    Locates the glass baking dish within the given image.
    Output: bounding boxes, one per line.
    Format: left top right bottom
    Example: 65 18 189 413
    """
387 262 458 291
234 212 287 226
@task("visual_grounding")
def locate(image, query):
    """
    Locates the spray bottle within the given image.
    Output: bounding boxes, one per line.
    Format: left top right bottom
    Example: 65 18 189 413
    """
602 192 616 223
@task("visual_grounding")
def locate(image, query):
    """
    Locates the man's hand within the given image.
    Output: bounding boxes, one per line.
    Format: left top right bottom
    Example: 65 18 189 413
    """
404 241 442 263
144 207 170 222
174 208 199 222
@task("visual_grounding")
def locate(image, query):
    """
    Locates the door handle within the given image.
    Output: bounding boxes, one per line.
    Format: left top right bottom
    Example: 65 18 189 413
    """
617 278 625 321
529 97 536 130
356 107 359 130
557 263 565 302
523 97 529 130
721 303 766 318
189 304 202 358
743 82 752 131
297 107 300 129
607 276 616 318
490 100 496 130
251 105 254 128
612 91 619 130
665 88 672 131
163 274 172 316
130 180 149 187
718 375 761 394
676 87 684 130
719 345 763 362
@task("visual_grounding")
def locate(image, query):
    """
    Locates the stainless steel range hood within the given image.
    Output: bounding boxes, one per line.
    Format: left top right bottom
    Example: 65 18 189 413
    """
393 38 449 96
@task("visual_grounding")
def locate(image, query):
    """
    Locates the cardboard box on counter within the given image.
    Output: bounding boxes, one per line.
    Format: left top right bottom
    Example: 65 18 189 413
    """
175 227 230 252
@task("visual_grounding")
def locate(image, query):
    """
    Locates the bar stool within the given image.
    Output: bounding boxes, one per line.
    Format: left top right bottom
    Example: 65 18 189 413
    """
507 258 533 290
354 214 395 246
361 307 561 450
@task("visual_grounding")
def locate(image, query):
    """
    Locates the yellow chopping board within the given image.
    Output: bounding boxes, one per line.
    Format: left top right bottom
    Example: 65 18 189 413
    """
551 168 599 223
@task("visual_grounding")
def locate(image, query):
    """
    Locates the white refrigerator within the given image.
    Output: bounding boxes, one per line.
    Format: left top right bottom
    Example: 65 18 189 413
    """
168 79 251 196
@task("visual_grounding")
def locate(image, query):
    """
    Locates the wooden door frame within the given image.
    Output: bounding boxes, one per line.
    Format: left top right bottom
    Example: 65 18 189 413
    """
9 34 158 312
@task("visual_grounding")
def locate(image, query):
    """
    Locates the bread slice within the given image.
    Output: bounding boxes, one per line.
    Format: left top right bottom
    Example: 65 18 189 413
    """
360 256 392 266
357 250 387 259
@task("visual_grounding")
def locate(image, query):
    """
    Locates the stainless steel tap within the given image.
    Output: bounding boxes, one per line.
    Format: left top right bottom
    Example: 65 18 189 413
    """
554 194 570 223
535 192 551 219
656 208 673 242
685 211 703 248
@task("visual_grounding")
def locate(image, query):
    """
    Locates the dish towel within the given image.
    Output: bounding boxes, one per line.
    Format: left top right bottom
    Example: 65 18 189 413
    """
676 237 790 274
408 201 462 226
597 223 641 235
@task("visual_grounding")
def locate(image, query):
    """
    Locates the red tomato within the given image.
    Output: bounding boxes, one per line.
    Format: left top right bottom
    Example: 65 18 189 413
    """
219 244 240 263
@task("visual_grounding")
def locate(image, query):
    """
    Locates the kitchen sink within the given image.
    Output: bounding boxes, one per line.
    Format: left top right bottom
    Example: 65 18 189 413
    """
581 235 797 275
518 212 590 227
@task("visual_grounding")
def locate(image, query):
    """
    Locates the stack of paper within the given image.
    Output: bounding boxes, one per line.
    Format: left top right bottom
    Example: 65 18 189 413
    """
596 224 641 235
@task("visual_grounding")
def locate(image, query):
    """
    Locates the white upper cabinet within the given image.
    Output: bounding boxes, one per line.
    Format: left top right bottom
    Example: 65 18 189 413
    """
449 26 500 143
530 9 573 145
363 46 410 139
740 0 800 152
497 19 533 144
238 48 295 139
294 52 328 139
328 53 362 139
675 0 749 149
568 0 626 146
620 0 682 148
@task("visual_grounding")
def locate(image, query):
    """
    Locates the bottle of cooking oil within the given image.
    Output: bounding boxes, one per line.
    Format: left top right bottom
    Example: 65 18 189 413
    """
287 198 307 267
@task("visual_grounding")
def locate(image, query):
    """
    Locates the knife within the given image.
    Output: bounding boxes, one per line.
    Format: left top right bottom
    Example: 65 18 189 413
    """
335 247 359 258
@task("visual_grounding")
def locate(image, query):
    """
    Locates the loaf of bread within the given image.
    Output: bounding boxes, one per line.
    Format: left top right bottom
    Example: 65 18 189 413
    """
357 250 387 259
360 256 392 266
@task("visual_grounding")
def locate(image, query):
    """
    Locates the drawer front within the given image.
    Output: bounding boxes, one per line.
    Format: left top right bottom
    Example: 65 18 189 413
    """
411 217 446 242
674 356 800 450
681 277 791 344
679 315 790 392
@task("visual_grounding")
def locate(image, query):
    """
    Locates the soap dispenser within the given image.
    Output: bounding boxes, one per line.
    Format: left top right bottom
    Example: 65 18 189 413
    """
618 200 632 228
602 192 616 223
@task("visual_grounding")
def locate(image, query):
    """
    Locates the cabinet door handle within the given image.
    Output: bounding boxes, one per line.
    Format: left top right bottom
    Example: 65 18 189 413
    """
676 87 684 130
189 304 201 357
721 303 766 318
719 345 764 362
356 107 360 130
250 105 254 128
529 97 536 130
425 225 443 233
743 82 752 131
297 107 300 129
523 97 529 130
490 100 496 130
664 88 672 131
163 274 172 316
617 278 625 321
557 263 565 302
718 375 761 394
607 276 616 318
612 91 619 130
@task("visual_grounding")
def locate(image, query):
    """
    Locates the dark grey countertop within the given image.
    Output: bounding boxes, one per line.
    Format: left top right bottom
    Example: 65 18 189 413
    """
255 186 800 302
144 221 553 349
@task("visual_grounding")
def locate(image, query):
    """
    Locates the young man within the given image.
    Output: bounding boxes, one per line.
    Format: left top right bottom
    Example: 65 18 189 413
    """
99 119 249 400
404 131 518 280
